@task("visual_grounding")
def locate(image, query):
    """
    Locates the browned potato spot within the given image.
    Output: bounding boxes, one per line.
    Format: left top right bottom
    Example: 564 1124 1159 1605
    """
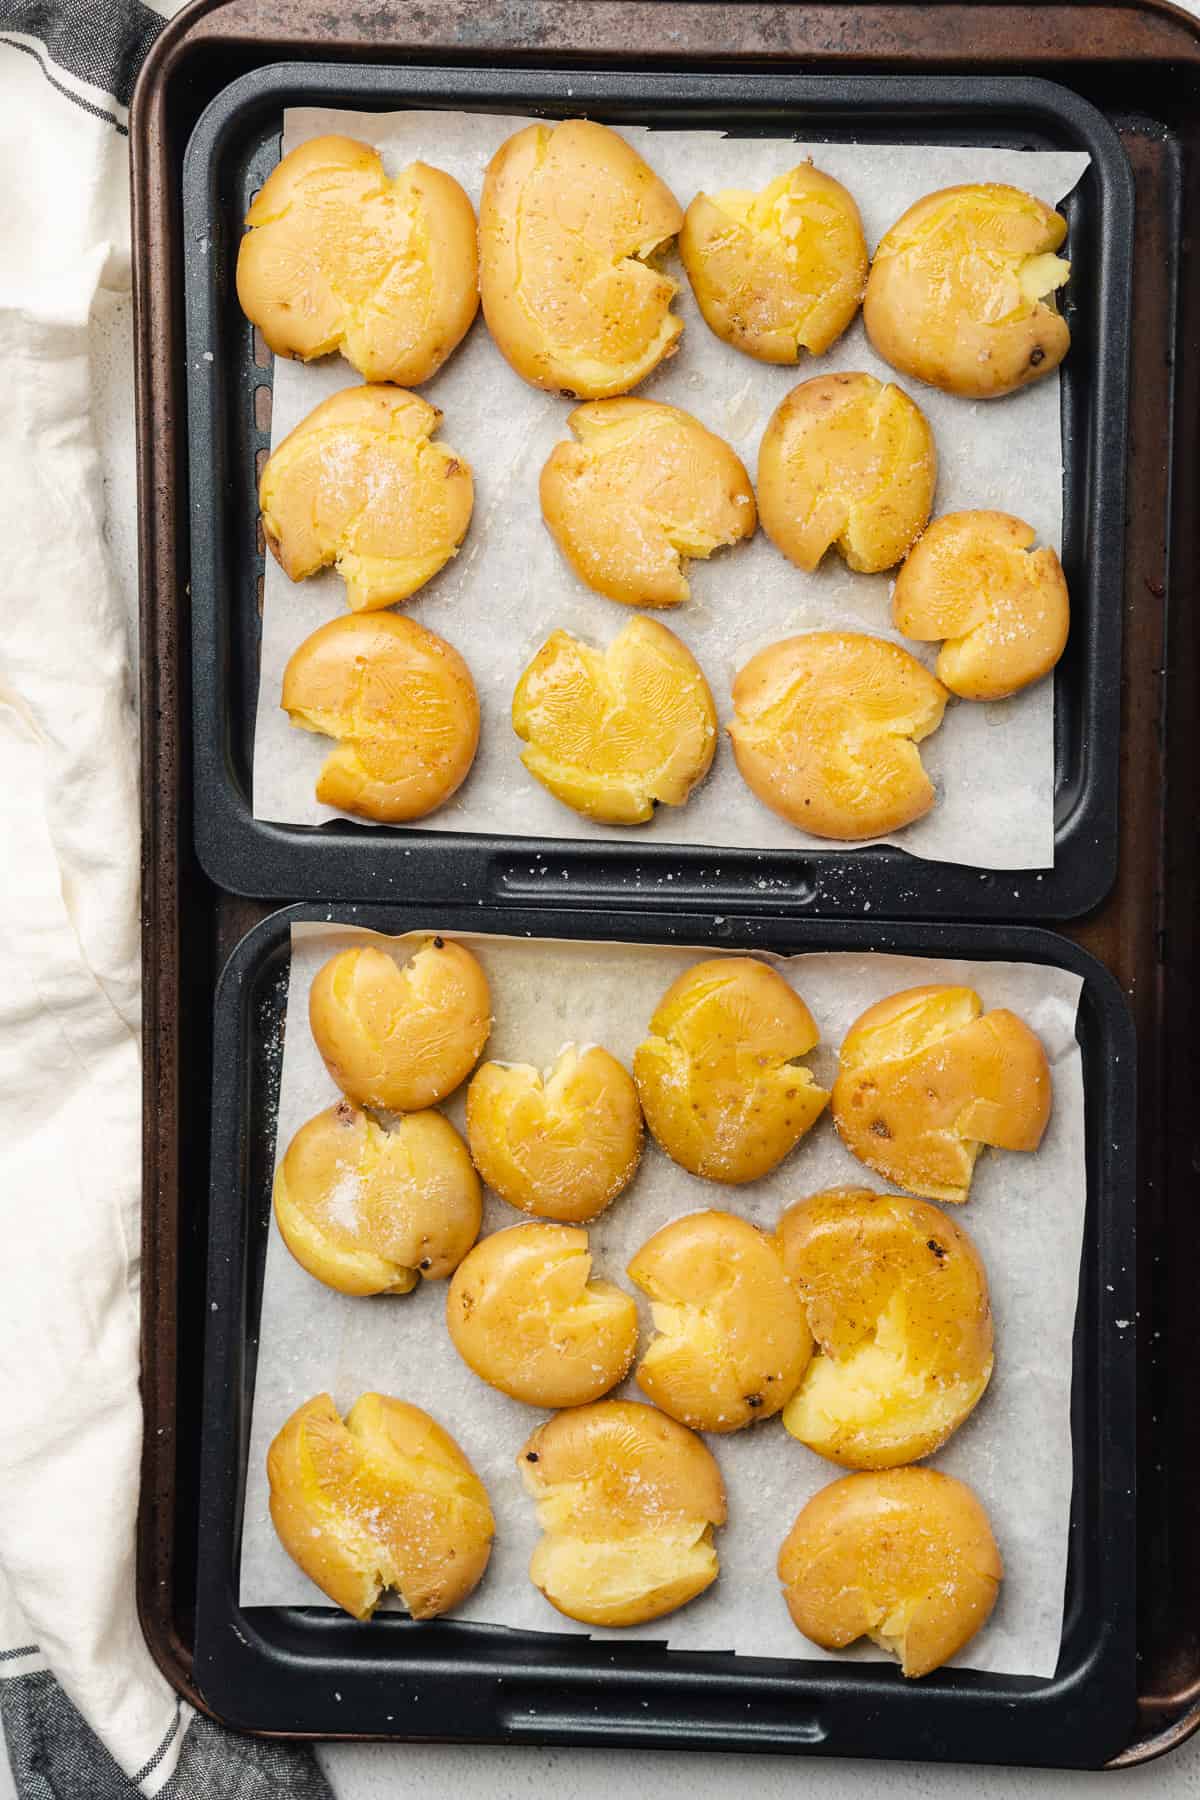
778 1467 1002 1677
268 1393 494 1620
833 984 1053 1202
519 1400 726 1626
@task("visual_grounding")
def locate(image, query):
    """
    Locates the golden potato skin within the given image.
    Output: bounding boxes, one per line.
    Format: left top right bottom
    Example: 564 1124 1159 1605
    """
778 1467 1002 1677
864 183 1070 399
892 511 1069 700
446 1223 639 1408
540 399 756 607
629 1210 814 1432
777 1187 993 1468
309 938 491 1113
281 613 479 822
757 372 936 574
268 1392 494 1620
833 984 1053 1203
728 632 948 840
466 1045 643 1223
236 136 479 385
519 1400 726 1626
479 120 684 398
680 162 868 363
274 1100 482 1295
633 957 829 1184
259 385 473 612
512 617 717 825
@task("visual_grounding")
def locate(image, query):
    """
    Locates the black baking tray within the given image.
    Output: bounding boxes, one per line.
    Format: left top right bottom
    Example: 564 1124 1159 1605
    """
194 902 1136 1767
182 66 1133 922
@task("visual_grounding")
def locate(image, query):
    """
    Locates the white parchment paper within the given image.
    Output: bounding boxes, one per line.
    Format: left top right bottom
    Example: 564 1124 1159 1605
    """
247 110 1089 871
238 923 1087 1679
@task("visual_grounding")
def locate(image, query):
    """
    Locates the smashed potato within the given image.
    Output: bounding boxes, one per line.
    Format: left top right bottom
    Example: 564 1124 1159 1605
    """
864 182 1070 398
833 984 1052 1202
777 1187 993 1467
633 957 829 1184
519 1400 726 1626
512 617 717 824
540 399 756 607
629 1210 813 1433
259 385 473 613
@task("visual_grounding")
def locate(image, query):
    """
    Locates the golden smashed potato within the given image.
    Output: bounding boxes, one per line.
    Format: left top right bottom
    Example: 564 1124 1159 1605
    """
274 1100 481 1296
466 1044 643 1223
892 511 1070 700
281 612 479 822
512 617 717 825
629 1210 813 1433
479 120 684 398
864 182 1070 398
268 1392 494 1620
777 1188 993 1468
519 1400 726 1626
679 162 868 363
259 385 473 613
757 372 936 574
778 1467 1002 1677
309 938 491 1113
236 135 479 385
728 632 948 840
446 1223 638 1408
633 957 829 1184
833 984 1052 1202
539 399 756 607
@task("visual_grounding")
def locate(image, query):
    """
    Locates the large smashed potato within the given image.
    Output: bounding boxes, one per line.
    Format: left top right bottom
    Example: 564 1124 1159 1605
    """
259 385 473 613
776 1188 993 1467
778 1467 1002 1676
833 984 1053 1202
633 957 829 1184
236 135 479 385
446 1223 638 1408
512 617 717 825
679 162 868 363
629 1210 813 1433
268 1392 494 1620
518 1400 726 1626
479 120 684 398
539 399 756 607
864 182 1070 398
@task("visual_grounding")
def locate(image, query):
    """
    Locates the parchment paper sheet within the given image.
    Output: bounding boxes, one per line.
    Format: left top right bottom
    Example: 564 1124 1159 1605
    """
238 924 1087 1679
247 110 1089 871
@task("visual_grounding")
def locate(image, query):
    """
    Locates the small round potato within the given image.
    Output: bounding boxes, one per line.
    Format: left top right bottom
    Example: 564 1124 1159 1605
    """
281 613 480 822
892 511 1070 700
268 1392 494 1620
309 937 491 1113
274 1099 482 1295
832 984 1053 1203
679 161 868 363
777 1187 993 1467
259 385 473 613
512 617 717 825
518 1400 726 1626
479 119 684 398
466 1044 643 1223
864 182 1070 399
757 372 936 574
633 957 829 1184
236 136 479 385
778 1467 1002 1677
728 632 948 840
446 1223 639 1408
540 399 756 607
629 1210 814 1432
